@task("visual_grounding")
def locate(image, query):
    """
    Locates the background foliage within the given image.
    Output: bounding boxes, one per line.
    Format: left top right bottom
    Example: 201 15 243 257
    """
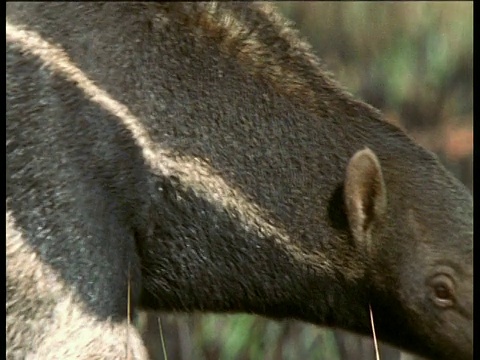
139 2 473 359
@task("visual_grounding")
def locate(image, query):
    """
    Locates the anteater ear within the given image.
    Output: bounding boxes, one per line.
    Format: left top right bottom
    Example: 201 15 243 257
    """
344 148 387 252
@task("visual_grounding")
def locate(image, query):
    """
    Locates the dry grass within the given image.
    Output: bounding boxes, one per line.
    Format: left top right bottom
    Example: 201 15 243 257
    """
370 304 380 360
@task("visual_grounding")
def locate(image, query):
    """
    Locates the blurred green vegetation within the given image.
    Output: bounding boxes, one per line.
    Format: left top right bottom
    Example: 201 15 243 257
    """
140 2 473 360
280 2 472 118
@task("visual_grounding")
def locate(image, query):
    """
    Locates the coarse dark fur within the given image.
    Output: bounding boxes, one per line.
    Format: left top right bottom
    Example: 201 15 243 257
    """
6 2 472 359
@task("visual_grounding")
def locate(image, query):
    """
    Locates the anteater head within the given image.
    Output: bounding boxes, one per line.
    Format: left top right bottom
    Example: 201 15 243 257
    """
5 2 472 359
344 147 472 359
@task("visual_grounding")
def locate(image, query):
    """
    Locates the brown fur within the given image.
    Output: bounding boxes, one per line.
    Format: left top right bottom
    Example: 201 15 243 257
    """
6 210 148 359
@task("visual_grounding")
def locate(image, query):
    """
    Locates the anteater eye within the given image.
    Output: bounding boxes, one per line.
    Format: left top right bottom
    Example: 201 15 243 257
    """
435 284 450 300
429 274 455 308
